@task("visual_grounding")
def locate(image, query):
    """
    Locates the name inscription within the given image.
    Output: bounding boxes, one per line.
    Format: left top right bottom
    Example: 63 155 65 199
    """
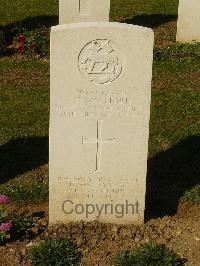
55 88 139 119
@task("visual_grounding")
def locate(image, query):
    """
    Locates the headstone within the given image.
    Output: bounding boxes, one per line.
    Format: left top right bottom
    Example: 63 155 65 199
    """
59 0 110 24
176 0 200 42
50 22 154 224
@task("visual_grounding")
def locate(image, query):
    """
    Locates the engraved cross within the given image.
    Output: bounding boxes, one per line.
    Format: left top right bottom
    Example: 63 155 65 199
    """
82 120 116 172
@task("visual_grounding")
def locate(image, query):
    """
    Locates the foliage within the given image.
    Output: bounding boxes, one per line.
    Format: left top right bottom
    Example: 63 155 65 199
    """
29 238 82 266
113 243 185 266
12 28 50 58
0 196 36 242
11 215 35 238
24 29 50 58
183 185 200 204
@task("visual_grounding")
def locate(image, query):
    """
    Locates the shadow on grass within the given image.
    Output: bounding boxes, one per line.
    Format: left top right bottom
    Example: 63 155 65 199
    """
0 15 58 31
145 135 200 221
1 135 199 220
0 137 48 184
124 14 177 28
0 15 58 47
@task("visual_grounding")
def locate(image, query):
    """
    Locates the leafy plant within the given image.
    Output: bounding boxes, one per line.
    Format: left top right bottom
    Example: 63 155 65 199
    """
24 29 50 58
29 238 82 266
113 242 185 266
11 215 35 238
12 28 50 58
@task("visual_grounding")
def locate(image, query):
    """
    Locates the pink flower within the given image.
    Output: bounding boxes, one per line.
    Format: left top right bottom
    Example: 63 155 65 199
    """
0 222 12 232
0 195 9 205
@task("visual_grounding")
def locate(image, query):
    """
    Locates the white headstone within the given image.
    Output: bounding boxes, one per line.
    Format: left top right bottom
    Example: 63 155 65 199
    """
176 0 200 42
59 0 110 24
49 22 154 225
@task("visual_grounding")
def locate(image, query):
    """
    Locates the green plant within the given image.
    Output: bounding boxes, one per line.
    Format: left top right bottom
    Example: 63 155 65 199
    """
113 242 185 266
29 238 82 266
183 185 200 203
11 28 50 57
0 196 36 242
11 215 35 238
24 29 50 58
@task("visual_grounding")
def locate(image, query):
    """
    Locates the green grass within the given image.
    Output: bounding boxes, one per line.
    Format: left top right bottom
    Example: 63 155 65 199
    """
0 55 199 204
0 0 58 25
111 0 179 20
0 0 179 25
0 0 179 47
183 185 200 204
0 176 48 204
0 0 199 205
155 43 200 64
149 90 200 156
0 58 49 142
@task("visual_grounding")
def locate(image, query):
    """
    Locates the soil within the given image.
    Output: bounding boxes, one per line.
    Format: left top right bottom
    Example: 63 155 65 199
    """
0 201 199 266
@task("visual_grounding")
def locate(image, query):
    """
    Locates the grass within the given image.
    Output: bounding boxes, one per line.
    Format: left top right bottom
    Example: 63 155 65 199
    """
0 0 178 25
0 0 58 25
0 0 199 206
0 58 49 142
183 185 200 204
0 166 48 203
111 0 179 20
0 0 179 46
0 178 48 204
149 90 200 156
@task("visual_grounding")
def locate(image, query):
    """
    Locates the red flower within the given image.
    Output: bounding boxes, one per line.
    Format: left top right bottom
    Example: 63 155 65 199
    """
18 35 26 44
17 35 26 54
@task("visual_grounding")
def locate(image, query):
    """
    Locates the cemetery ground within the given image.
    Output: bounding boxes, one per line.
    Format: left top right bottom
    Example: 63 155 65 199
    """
0 0 200 265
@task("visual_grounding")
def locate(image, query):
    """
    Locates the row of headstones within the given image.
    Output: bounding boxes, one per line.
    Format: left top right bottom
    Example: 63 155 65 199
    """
49 0 199 225
59 0 200 43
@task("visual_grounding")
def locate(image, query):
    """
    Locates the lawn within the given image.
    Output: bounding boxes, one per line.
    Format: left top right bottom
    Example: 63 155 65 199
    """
0 0 200 265
0 0 199 204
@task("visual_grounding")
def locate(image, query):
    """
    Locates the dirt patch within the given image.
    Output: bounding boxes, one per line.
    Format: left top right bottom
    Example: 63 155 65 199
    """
0 201 199 265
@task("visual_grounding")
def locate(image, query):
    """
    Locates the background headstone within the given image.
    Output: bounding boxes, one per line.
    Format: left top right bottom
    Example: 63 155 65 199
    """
50 22 154 224
59 0 110 24
176 0 200 42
